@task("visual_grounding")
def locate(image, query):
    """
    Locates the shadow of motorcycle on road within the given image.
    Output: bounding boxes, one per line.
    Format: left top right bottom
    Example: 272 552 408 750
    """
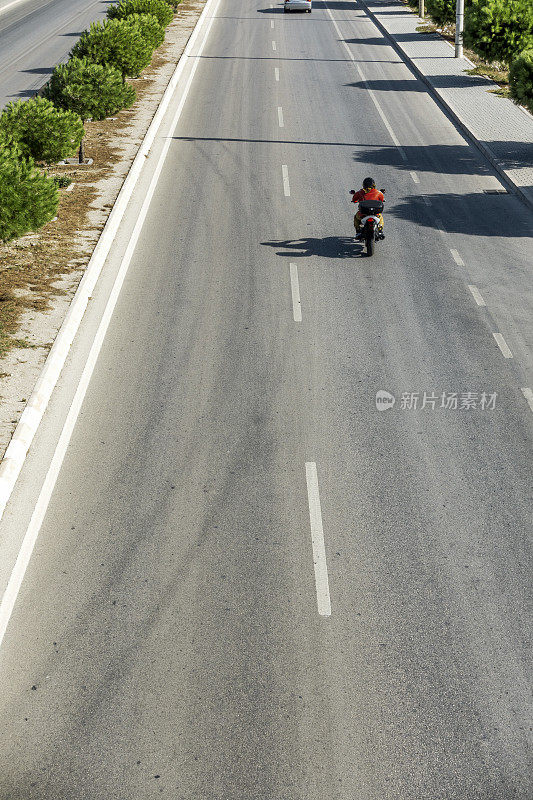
261 235 368 259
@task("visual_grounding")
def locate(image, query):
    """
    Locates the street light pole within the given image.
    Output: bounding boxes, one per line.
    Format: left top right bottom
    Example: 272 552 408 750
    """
455 0 464 58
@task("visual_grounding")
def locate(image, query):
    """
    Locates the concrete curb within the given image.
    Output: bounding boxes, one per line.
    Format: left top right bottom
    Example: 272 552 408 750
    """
358 0 533 214
0 0 215 521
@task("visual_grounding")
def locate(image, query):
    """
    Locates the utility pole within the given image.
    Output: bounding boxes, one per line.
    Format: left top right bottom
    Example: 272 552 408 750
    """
419 0 424 19
455 0 464 58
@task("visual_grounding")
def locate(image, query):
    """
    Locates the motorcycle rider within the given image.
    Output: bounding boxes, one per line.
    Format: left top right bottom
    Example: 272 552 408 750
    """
351 177 385 240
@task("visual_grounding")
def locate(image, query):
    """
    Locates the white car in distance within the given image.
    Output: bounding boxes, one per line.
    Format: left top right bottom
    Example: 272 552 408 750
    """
284 0 312 12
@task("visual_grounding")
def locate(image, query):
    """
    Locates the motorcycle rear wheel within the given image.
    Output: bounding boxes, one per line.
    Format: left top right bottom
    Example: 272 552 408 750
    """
366 234 374 256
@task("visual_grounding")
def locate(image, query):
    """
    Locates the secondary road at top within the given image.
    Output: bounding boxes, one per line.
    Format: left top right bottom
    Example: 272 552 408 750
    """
0 0 108 110
0 0 531 798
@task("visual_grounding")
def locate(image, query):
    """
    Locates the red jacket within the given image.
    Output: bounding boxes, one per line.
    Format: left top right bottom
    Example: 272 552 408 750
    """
351 188 385 204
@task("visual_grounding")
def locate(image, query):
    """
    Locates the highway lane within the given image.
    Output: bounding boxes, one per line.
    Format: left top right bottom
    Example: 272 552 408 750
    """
0 0 108 110
0 0 532 798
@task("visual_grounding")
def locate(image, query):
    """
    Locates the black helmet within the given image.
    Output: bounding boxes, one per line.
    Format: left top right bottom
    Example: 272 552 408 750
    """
363 176 376 190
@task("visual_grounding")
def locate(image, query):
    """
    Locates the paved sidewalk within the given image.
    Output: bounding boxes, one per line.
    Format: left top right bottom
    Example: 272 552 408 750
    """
359 0 533 211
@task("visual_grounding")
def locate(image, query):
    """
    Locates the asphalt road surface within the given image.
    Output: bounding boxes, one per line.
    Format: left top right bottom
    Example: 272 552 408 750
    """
0 0 108 110
0 0 532 798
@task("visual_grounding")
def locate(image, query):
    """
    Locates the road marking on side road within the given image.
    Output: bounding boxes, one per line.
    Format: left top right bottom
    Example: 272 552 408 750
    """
278 106 284 127
0 0 224 651
282 164 290 196
493 333 513 358
324 5 406 162
468 285 486 306
289 263 302 321
275 67 280 81
66 183 75 192
521 388 533 414
272 40 276 50
410 171 419 184
450 248 464 266
305 463 331 617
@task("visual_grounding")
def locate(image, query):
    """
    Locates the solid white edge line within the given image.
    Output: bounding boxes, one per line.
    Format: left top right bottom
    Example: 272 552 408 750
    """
275 67 280 81
0 0 223 651
0 0 222 525
289 263 302 322
450 248 464 266
278 106 284 127
305 463 332 617
468 285 486 306
324 3 406 161
521 388 533 414
493 332 513 358
282 164 290 196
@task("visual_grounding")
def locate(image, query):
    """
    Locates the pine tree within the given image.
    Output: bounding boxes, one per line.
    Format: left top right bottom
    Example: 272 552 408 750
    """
107 0 173 29
44 57 136 120
126 12 165 49
0 133 59 243
464 0 533 66
425 0 457 27
510 48 533 113
0 97 84 163
70 18 154 81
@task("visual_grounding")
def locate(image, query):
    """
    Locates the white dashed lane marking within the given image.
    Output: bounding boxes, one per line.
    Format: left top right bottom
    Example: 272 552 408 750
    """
282 164 290 196
493 333 513 359
521 388 533 414
289 263 302 321
468 285 486 306
278 106 284 127
305 463 332 617
450 249 465 266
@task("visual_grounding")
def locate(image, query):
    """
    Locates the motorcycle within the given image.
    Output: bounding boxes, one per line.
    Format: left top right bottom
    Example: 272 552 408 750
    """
350 190 385 257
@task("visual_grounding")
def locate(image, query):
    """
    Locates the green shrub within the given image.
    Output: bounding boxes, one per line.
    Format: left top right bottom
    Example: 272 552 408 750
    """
0 134 58 243
44 57 136 120
510 47 533 113
51 175 72 188
70 18 153 80
107 0 173 28
126 12 165 49
464 0 533 66
425 0 456 27
0 97 84 163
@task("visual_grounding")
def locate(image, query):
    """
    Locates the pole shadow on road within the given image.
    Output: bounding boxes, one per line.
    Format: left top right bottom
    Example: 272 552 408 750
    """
261 236 368 258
